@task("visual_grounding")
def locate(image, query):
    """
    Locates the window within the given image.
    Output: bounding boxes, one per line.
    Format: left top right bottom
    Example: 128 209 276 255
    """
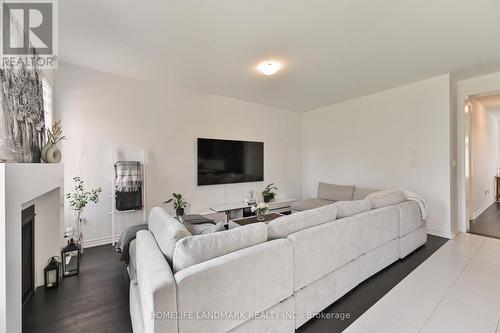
42 78 53 130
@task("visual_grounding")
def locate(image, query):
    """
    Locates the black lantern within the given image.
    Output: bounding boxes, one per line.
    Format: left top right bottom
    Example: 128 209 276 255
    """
62 239 80 277
44 256 61 288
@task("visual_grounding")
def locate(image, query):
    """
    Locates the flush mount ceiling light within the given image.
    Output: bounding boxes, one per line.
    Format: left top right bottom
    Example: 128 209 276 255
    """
257 60 282 76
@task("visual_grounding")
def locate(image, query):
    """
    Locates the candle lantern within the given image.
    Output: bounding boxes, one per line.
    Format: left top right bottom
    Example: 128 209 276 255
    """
44 256 61 288
62 239 80 277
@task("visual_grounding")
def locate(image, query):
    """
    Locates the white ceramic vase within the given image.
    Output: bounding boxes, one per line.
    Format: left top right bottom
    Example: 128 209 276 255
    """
41 143 61 163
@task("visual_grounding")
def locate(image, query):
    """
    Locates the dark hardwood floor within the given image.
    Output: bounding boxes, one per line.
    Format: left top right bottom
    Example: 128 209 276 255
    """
470 202 500 240
23 235 447 333
23 245 132 333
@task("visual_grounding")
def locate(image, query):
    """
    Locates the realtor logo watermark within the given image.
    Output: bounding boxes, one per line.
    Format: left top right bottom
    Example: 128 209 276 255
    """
1 0 58 68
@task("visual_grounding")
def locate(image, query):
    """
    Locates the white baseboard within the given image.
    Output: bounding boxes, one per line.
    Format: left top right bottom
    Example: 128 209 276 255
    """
427 228 454 239
84 235 119 248
471 200 496 220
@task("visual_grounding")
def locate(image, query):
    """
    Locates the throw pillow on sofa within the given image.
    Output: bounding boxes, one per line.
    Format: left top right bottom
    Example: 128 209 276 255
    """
352 187 378 200
317 182 355 201
185 222 225 235
148 207 191 266
267 203 338 240
366 190 405 209
173 222 268 272
334 199 372 219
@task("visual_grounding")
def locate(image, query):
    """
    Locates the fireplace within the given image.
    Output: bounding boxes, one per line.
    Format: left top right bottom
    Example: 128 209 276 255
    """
1 163 63 332
22 205 35 310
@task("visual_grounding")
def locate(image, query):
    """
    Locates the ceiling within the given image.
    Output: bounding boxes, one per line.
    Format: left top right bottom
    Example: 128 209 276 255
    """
60 1 500 111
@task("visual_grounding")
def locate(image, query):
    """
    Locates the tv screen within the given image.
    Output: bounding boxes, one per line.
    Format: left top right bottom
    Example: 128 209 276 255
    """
197 138 264 186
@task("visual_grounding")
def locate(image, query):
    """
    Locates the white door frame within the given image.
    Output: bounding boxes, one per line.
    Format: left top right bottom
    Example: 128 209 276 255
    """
456 72 500 233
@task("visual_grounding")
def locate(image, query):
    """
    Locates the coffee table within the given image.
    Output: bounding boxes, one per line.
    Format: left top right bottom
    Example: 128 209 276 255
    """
231 212 284 226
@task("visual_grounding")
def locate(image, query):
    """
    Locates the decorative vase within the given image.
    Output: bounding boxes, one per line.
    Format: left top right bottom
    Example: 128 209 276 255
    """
74 216 84 254
256 210 266 222
176 207 185 217
263 194 275 203
45 144 61 163
41 143 61 163
41 142 51 162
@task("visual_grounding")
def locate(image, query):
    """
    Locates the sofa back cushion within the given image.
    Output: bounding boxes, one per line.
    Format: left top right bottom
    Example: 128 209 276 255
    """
287 217 361 290
366 190 405 209
398 201 426 236
317 182 355 201
355 206 400 254
334 199 372 219
353 187 378 200
148 207 191 265
174 239 293 333
267 203 338 240
173 222 267 272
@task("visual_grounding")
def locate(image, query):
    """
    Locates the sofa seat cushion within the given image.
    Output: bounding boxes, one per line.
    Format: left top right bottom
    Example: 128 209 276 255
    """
287 217 361 291
230 296 295 333
333 199 372 219
268 203 338 240
128 239 137 281
400 226 427 258
366 190 405 209
353 187 378 200
291 198 333 211
148 207 191 265
173 222 268 272
294 260 360 328
317 182 355 201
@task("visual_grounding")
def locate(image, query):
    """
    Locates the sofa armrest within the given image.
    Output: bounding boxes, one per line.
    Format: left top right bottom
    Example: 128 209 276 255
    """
136 230 178 333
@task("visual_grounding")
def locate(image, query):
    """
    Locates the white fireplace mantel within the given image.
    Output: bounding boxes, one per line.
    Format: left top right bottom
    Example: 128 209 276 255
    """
0 163 64 333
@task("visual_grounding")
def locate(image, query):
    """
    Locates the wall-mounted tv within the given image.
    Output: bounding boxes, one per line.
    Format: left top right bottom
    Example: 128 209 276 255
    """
197 138 264 186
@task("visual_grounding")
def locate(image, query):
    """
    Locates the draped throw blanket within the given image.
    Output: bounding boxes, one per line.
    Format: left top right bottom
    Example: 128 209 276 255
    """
115 161 143 211
402 189 430 220
116 223 148 263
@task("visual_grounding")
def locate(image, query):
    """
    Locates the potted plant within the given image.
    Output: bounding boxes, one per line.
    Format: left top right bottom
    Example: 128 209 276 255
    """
164 193 188 217
262 183 278 203
251 202 268 221
65 177 102 253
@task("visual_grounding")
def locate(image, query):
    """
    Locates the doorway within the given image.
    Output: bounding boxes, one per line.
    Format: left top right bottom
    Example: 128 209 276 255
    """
464 93 500 239
22 205 35 310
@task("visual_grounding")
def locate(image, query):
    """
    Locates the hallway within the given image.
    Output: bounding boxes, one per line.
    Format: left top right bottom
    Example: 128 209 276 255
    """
470 202 500 240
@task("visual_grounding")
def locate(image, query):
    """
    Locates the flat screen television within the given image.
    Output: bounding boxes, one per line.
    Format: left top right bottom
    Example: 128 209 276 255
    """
197 138 264 186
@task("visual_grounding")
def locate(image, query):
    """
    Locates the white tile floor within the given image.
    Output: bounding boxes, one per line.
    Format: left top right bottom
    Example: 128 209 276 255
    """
344 233 500 333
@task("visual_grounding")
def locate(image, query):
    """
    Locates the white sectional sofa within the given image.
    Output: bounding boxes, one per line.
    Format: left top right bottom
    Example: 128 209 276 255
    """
129 189 427 333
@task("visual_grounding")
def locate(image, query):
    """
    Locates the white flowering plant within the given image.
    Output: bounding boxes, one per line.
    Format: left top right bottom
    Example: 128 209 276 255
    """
251 202 268 215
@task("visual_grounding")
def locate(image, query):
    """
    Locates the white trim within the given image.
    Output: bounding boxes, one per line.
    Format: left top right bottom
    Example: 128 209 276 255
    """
84 235 119 248
427 227 455 239
471 200 495 220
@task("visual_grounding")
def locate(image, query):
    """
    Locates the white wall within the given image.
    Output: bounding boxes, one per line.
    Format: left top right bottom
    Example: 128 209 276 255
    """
302 75 452 237
0 163 64 333
55 63 302 246
469 97 498 218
